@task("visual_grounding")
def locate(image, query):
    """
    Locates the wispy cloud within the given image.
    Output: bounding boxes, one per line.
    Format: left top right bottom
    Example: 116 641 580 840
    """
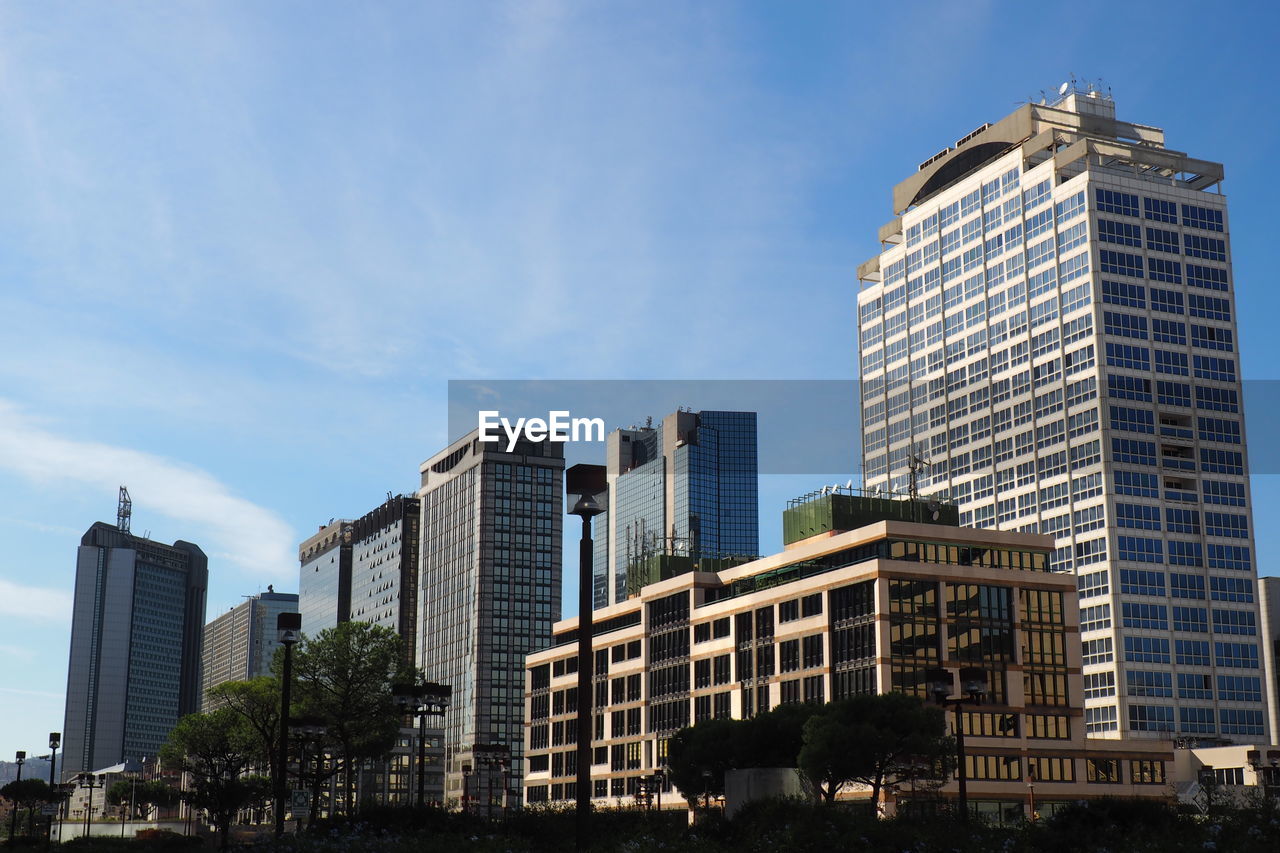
0 401 295 580
0 579 72 625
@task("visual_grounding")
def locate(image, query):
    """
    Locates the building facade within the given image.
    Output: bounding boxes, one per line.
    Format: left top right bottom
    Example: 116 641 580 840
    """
298 519 353 638
1260 577 1280 743
62 522 208 778
524 495 1173 815
349 494 421 665
418 431 564 809
200 587 299 710
593 409 759 609
855 89 1269 742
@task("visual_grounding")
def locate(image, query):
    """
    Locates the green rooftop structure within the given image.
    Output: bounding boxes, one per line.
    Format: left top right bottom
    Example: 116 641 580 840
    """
782 488 959 546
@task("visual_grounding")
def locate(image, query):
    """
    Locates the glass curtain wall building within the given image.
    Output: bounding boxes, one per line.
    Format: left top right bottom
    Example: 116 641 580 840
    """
298 519 353 637
418 431 564 809
593 410 759 609
63 522 208 778
856 88 1268 742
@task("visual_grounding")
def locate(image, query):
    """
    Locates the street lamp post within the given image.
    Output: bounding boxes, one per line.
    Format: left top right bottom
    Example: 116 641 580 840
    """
391 682 452 807
925 667 988 826
8 751 25 844
47 733 60 843
78 773 102 840
566 463 606 853
1026 764 1037 822
289 715 327 830
274 611 302 839
472 744 509 819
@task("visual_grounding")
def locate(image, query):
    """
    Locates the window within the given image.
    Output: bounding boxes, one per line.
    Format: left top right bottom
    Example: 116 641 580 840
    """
1217 675 1262 702
1102 280 1144 309
1180 707 1215 734
1117 537 1163 564
1214 641 1259 669
1105 343 1149 371
1130 760 1166 784
1126 670 1172 697
1098 219 1141 246
1184 234 1227 261
1150 288 1184 314
1097 188 1139 216
1124 636 1170 664
1189 294 1231 321
1082 638 1113 666
1080 604 1111 633
1087 758 1122 784
1212 609 1256 635
1172 606 1207 633
1085 706 1118 734
1220 709 1265 736
1083 671 1115 700
1145 227 1178 253
1104 311 1148 339
1128 704 1174 732
1181 204 1223 231
1210 576 1253 602
1144 197 1177 223
1110 406 1154 433
1152 319 1186 345
1112 438 1156 466
1176 639 1211 667
1187 264 1228 291
1208 544 1251 571
1099 250 1143 277
1178 672 1212 699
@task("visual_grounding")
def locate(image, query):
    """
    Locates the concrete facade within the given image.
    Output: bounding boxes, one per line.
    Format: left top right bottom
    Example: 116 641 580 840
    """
200 588 299 710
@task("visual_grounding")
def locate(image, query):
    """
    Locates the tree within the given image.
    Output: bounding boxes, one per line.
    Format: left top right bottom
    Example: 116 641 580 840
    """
208 677 282 781
1 778 54 839
797 693 951 810
666 703 822 805
160 708 262 849
290 622 414 815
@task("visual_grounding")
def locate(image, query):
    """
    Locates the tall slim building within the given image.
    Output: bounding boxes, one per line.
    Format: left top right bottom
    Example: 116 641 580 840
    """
62 522 208 777
298 519 353 637
856 87 1269 742
349 494 420 665
1260 577 1280 743
593 409 759 609
418 431 564 809
200 587 299 709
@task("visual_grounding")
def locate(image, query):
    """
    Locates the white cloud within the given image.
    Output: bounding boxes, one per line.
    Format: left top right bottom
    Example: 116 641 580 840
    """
0 401 295 580
0 579 72 625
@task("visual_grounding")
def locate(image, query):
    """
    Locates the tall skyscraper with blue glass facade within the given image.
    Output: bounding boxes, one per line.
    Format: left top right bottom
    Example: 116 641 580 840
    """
593 409 758 609
856 89 1269 743
62 522 208 778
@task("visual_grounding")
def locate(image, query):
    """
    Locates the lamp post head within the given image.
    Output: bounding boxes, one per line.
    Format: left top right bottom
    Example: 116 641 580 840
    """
15 751 25 763
958 667 988 702
569 493 605 519
49 733 61 750
924 668 953 704
277 612 302 645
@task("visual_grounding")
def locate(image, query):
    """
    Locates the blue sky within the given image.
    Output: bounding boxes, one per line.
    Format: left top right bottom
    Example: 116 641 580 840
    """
3 0 1280 761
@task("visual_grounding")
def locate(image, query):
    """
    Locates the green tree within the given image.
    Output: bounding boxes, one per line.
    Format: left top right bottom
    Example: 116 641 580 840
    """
290 622 413 815
797 693 950 809
666 703 822 805
159 708 262 849
208 676 282 781
1 778 54 839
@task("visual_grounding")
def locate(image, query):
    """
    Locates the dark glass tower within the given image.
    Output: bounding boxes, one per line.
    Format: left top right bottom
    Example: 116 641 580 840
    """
593 410 759 609
62 522 207 777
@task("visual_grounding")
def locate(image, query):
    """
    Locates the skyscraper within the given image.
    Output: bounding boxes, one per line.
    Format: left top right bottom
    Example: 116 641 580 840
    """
62 521 208 777
297 519 353 637
593 409 759 609
417 431 563 809
349 494 420 665
856 86 1269 742
200 587 299 710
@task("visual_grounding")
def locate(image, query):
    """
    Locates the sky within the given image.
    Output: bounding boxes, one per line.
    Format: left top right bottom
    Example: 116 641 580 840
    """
3 0 1280 762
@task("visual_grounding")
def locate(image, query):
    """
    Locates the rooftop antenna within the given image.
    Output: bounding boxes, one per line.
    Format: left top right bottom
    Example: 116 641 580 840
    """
117 486 132 534
907 445 931 502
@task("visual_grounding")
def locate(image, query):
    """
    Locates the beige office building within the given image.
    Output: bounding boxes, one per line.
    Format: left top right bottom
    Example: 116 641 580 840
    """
524 494 1172 818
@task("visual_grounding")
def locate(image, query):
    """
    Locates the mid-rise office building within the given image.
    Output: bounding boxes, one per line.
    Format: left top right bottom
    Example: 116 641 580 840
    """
200 587 299 710
593 409 758 609
524 493 1172 815
418 431 564 810
62 521 207 777
856 87 1268 742
298 519 353 637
